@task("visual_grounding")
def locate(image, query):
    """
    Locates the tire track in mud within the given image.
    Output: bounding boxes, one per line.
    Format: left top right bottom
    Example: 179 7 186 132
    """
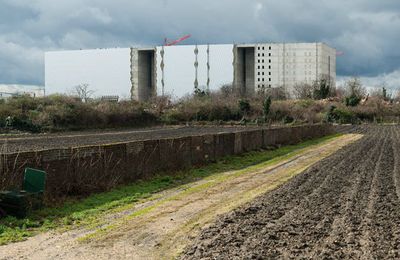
182 125 400 259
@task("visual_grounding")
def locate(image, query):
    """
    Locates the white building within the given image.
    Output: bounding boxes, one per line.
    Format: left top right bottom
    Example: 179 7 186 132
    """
45 42 336 101
0 84 45 98
233 43 336 95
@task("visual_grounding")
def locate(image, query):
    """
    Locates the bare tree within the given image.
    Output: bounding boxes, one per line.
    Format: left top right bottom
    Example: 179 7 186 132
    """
345 77 366 98
266 85 290 100
293 83 313 99
75 84 94 103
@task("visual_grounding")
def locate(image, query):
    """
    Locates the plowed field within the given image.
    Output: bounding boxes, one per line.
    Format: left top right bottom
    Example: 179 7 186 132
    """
183 125 400 259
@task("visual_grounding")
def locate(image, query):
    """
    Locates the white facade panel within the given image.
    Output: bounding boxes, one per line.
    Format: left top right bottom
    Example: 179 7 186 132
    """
45 48 131 99
156 45 195 99
156 44 233 99
208 44 234 91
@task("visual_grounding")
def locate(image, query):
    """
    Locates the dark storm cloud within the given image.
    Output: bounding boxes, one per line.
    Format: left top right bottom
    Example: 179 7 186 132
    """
0 0 399 88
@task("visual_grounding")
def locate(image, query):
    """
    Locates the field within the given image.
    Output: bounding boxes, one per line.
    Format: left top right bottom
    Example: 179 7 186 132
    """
0 125 399 259
183 125 400 259
0 125 263 153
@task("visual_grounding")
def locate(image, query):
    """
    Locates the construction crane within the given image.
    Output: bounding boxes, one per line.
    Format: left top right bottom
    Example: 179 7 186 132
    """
336 50 344 56
164 34 191 46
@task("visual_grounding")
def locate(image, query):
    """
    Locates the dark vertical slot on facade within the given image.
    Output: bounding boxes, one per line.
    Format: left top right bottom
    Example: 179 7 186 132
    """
235 47 255 96
138 50 156 101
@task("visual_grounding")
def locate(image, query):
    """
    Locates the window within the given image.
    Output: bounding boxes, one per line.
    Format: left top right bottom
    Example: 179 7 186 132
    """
258 66 260 69
269 59 271 63
258 59 260 63
258 53 260 57
262 46 265 50
258 72 260 75
269 84 271 87
269 78 271 82
262 72 264 75
262 59 264 63
269 53 271 56
258 78 260 82
269 65 271 69
262 66 265 69
269 46 271 50
262 53 265 57
269 72 271 75
258 47 260 50
262 78 265 81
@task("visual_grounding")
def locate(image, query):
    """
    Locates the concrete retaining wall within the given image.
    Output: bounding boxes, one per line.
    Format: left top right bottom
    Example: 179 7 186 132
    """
0 124 334 200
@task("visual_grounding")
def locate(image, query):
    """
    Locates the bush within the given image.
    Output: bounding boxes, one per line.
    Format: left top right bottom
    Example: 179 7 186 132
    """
263 96 272 120
10 117 42 133
238 99 251 116
326 106 358 124
345 95 361 107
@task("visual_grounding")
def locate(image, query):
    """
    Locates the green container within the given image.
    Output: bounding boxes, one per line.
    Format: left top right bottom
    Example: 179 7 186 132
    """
0 168 46 218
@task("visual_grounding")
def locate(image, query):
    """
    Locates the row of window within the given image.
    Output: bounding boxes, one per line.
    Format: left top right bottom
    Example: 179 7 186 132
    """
257 78 272 82
257 59 272 63
257 65 271 69
257 58 316 63
257 84 272 88
259 52 314 56
257 53 271 57
257 46 272 50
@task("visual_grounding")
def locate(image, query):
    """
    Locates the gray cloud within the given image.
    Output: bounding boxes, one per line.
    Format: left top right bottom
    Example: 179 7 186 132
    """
0 0 399 89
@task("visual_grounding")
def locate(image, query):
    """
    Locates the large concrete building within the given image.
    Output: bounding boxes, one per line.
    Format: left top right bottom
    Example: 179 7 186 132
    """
234 43 336 95
45 42 336 101
0 84 45 98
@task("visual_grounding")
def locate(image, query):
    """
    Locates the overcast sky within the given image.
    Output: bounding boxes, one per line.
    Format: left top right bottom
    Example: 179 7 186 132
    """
1 0 399 90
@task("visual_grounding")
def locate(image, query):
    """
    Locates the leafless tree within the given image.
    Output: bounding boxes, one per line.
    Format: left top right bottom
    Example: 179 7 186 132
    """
293 83 313 99
345 77 366 98
75 84 94 103
266 85 290 100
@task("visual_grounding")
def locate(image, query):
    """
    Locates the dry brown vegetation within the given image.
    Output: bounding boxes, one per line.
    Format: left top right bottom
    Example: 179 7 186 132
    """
0 77 399 133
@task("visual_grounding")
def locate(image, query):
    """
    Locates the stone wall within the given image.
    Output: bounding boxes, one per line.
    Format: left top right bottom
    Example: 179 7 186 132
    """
0 124 334 200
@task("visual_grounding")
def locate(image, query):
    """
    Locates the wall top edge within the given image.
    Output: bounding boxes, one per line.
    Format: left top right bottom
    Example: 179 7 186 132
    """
45 42 335 54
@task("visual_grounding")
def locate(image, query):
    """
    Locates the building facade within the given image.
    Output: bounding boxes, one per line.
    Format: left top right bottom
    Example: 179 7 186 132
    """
233 43 336 96
0 84 45 99
45 42 336 101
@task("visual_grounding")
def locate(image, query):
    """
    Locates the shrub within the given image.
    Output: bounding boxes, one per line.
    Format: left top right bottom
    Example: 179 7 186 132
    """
238 99 251 116
326 106 357 124
263 96 272 120
345 95 361 107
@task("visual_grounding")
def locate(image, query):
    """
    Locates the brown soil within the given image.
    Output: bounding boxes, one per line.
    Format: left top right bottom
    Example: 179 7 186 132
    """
182 125 400 259
0 134 359 260
0 126 265 153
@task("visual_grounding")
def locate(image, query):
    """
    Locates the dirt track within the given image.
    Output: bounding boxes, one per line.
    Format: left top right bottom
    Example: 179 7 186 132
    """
182 125 400 259
0 126 263 153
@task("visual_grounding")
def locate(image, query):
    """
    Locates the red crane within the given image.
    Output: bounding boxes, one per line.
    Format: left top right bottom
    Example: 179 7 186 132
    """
336 50 344 56
164 34 191 46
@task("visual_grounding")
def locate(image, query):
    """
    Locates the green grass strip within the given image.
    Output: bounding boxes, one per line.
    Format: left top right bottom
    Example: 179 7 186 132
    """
0 133 341 245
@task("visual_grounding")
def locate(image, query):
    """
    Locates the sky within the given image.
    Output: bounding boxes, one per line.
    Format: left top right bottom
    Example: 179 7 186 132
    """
0 0 399 91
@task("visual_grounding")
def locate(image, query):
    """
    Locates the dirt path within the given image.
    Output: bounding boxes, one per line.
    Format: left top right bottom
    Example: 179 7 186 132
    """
182 125 400 259
0 134 360 260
